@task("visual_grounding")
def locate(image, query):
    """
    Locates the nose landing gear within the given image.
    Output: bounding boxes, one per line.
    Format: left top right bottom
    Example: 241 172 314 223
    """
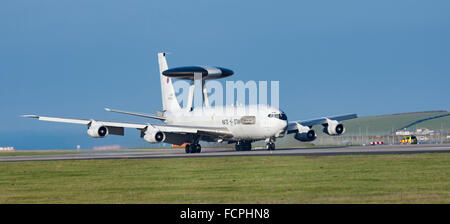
265 138 276 150
266 142 275 150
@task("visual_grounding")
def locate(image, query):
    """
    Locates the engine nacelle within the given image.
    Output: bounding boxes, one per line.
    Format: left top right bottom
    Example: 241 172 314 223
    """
293 123 316 142
87 123 109 138
322 119 345 136
143 126 166 143
294 130 316 142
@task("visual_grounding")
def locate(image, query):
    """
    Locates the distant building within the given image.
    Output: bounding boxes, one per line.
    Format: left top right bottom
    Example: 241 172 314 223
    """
396 130 412 136
415 128 435 135
0 147 15 152
396 128 435 136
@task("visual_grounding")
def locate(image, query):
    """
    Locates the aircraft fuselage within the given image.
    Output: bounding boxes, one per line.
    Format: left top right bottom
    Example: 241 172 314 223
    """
164 105 288 141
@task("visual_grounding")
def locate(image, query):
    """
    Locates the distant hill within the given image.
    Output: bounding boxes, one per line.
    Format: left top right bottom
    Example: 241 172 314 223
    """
254 110 450 147
340 110 450 136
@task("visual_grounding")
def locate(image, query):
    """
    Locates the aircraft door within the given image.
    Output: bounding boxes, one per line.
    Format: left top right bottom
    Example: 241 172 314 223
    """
262 114 273 135
238 116 256 138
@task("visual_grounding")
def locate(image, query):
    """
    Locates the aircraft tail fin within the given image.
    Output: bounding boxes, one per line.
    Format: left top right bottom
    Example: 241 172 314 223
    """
158 52 181 112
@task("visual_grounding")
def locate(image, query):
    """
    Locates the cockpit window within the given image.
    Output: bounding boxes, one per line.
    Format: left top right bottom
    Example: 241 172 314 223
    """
268 112 288 120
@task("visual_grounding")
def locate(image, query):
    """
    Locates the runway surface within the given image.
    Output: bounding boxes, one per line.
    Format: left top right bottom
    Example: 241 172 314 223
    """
1 144 450 162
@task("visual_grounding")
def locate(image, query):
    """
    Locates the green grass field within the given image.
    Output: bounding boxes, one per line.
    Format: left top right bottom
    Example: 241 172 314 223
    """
0 153 449 204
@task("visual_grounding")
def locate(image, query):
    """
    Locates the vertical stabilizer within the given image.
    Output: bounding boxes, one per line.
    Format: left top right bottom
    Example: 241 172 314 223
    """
158 52 181 112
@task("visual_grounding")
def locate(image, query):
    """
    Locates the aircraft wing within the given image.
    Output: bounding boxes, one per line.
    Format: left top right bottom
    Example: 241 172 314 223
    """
22 115 147 129
22 115 232 140
287 113 357 133
104 108 166 121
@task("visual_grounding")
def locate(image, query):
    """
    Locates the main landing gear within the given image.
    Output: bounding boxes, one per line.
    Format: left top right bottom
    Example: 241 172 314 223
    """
235 141 252 151
185 136 201 154
185 143 201 153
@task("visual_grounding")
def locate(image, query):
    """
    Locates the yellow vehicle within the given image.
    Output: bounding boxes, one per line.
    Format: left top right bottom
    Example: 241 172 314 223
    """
400 135 418 144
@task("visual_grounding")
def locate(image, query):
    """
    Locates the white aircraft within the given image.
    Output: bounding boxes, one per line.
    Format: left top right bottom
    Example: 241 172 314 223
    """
23 53 357 153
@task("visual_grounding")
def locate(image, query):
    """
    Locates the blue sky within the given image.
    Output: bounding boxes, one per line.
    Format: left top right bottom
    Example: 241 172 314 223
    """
1 0 449 149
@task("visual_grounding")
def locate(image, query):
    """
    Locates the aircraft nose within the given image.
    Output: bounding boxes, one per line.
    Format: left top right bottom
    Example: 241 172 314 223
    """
280 120 288 132
275 120 288 138
281 119 287 127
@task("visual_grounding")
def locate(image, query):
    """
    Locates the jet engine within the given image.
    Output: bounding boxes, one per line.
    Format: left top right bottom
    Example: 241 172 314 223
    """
294 130 316 142
87 122 109 138
293 124 316 142
322 119 345 135
142 126 166 143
